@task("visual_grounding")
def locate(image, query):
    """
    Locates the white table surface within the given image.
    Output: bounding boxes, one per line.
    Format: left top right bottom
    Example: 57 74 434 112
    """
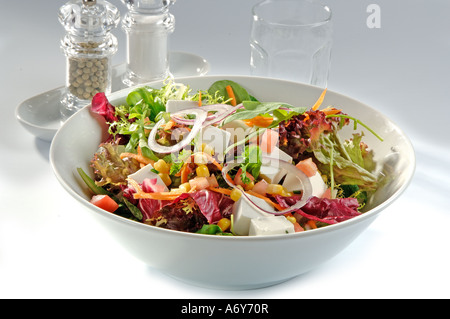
1 0 449 299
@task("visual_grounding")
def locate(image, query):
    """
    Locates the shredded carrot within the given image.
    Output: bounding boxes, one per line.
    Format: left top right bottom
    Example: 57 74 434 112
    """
243 115 273 128
312 88 327 111
180 163 193 184
198 91 202 107
306 220 317 229
133 192 182 200
246 190 284 211
208 187 232 196
225 85 237 106
174 168 182 177
120 146 154 166
127 177 147 199
302 113 310 122
127 177 183 200
120 152 137 160
321 106 342 116
164 119 176 130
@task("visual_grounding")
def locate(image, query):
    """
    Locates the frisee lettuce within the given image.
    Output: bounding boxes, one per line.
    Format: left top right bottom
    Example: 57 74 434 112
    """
313 131 379 192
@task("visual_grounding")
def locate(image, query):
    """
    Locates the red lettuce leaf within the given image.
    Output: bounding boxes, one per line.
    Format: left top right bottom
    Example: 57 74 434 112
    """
91 92 118 123
138 198 173 221
274 195 361 224
141 178 166 193
189 189 234 224
144 193 208 232
124 186 234 230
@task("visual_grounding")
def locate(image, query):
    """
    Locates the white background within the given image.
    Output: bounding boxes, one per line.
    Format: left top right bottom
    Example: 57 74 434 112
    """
1 0 449 298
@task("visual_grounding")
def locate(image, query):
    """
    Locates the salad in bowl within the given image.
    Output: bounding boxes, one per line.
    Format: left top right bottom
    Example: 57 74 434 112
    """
79 79 383 237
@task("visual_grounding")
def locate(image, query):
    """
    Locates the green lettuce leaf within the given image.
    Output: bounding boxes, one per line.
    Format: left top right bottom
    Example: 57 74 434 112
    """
207 80 251 105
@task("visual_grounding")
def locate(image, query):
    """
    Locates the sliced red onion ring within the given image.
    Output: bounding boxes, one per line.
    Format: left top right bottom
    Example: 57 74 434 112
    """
170 104 242 127
203 104 242 126
148 108 207 154
222 157 313 215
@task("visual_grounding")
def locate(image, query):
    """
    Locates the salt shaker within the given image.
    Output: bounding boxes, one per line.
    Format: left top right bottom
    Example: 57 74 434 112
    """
59 0 120 120
121 0 176 87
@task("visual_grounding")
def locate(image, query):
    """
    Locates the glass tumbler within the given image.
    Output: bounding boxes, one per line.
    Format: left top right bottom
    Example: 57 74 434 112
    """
250 0 332 87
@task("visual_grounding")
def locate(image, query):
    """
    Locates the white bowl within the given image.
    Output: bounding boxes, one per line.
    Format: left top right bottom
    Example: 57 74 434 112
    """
49 75 415 290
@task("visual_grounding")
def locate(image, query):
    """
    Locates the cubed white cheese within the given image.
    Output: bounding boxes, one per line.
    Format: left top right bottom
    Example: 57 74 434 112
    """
261 146 293 164
259 165 286 184
166 100 198 114
258 147 292 183
232 194 275 236
220 120 253 144
282 171 327 197
127 163 169 192
248 216 295 236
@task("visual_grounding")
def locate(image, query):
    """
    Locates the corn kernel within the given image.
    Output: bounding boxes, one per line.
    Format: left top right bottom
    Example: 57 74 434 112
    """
230 188 242 201
243 181 254 191
281 188 293 197
196 164 210 177
159 173 172 186
200 143 215 156
179 182 191 193
194 153 208 165
154 159 170 174
266 184 284 195
217 218 231 231
286 216 296 224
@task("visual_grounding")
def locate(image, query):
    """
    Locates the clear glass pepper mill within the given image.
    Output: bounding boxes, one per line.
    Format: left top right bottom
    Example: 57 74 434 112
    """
121 0 176 87
59 0 120 121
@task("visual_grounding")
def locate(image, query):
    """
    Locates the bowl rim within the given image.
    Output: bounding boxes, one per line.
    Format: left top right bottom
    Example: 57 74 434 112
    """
50 74 416 242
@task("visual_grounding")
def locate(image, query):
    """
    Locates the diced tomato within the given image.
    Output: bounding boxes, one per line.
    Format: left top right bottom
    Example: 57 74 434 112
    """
260 129 279 154
206 175 219 188
234 168 255 187
90 195 119 213
285 212 304 232
189 176 210 190
321 188 332 199
293 222 304 232
295 157 318 177
251 179 268 196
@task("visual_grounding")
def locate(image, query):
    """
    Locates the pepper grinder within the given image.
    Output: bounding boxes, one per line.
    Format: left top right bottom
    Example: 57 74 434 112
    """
59 0 120 121
121 0 176 87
